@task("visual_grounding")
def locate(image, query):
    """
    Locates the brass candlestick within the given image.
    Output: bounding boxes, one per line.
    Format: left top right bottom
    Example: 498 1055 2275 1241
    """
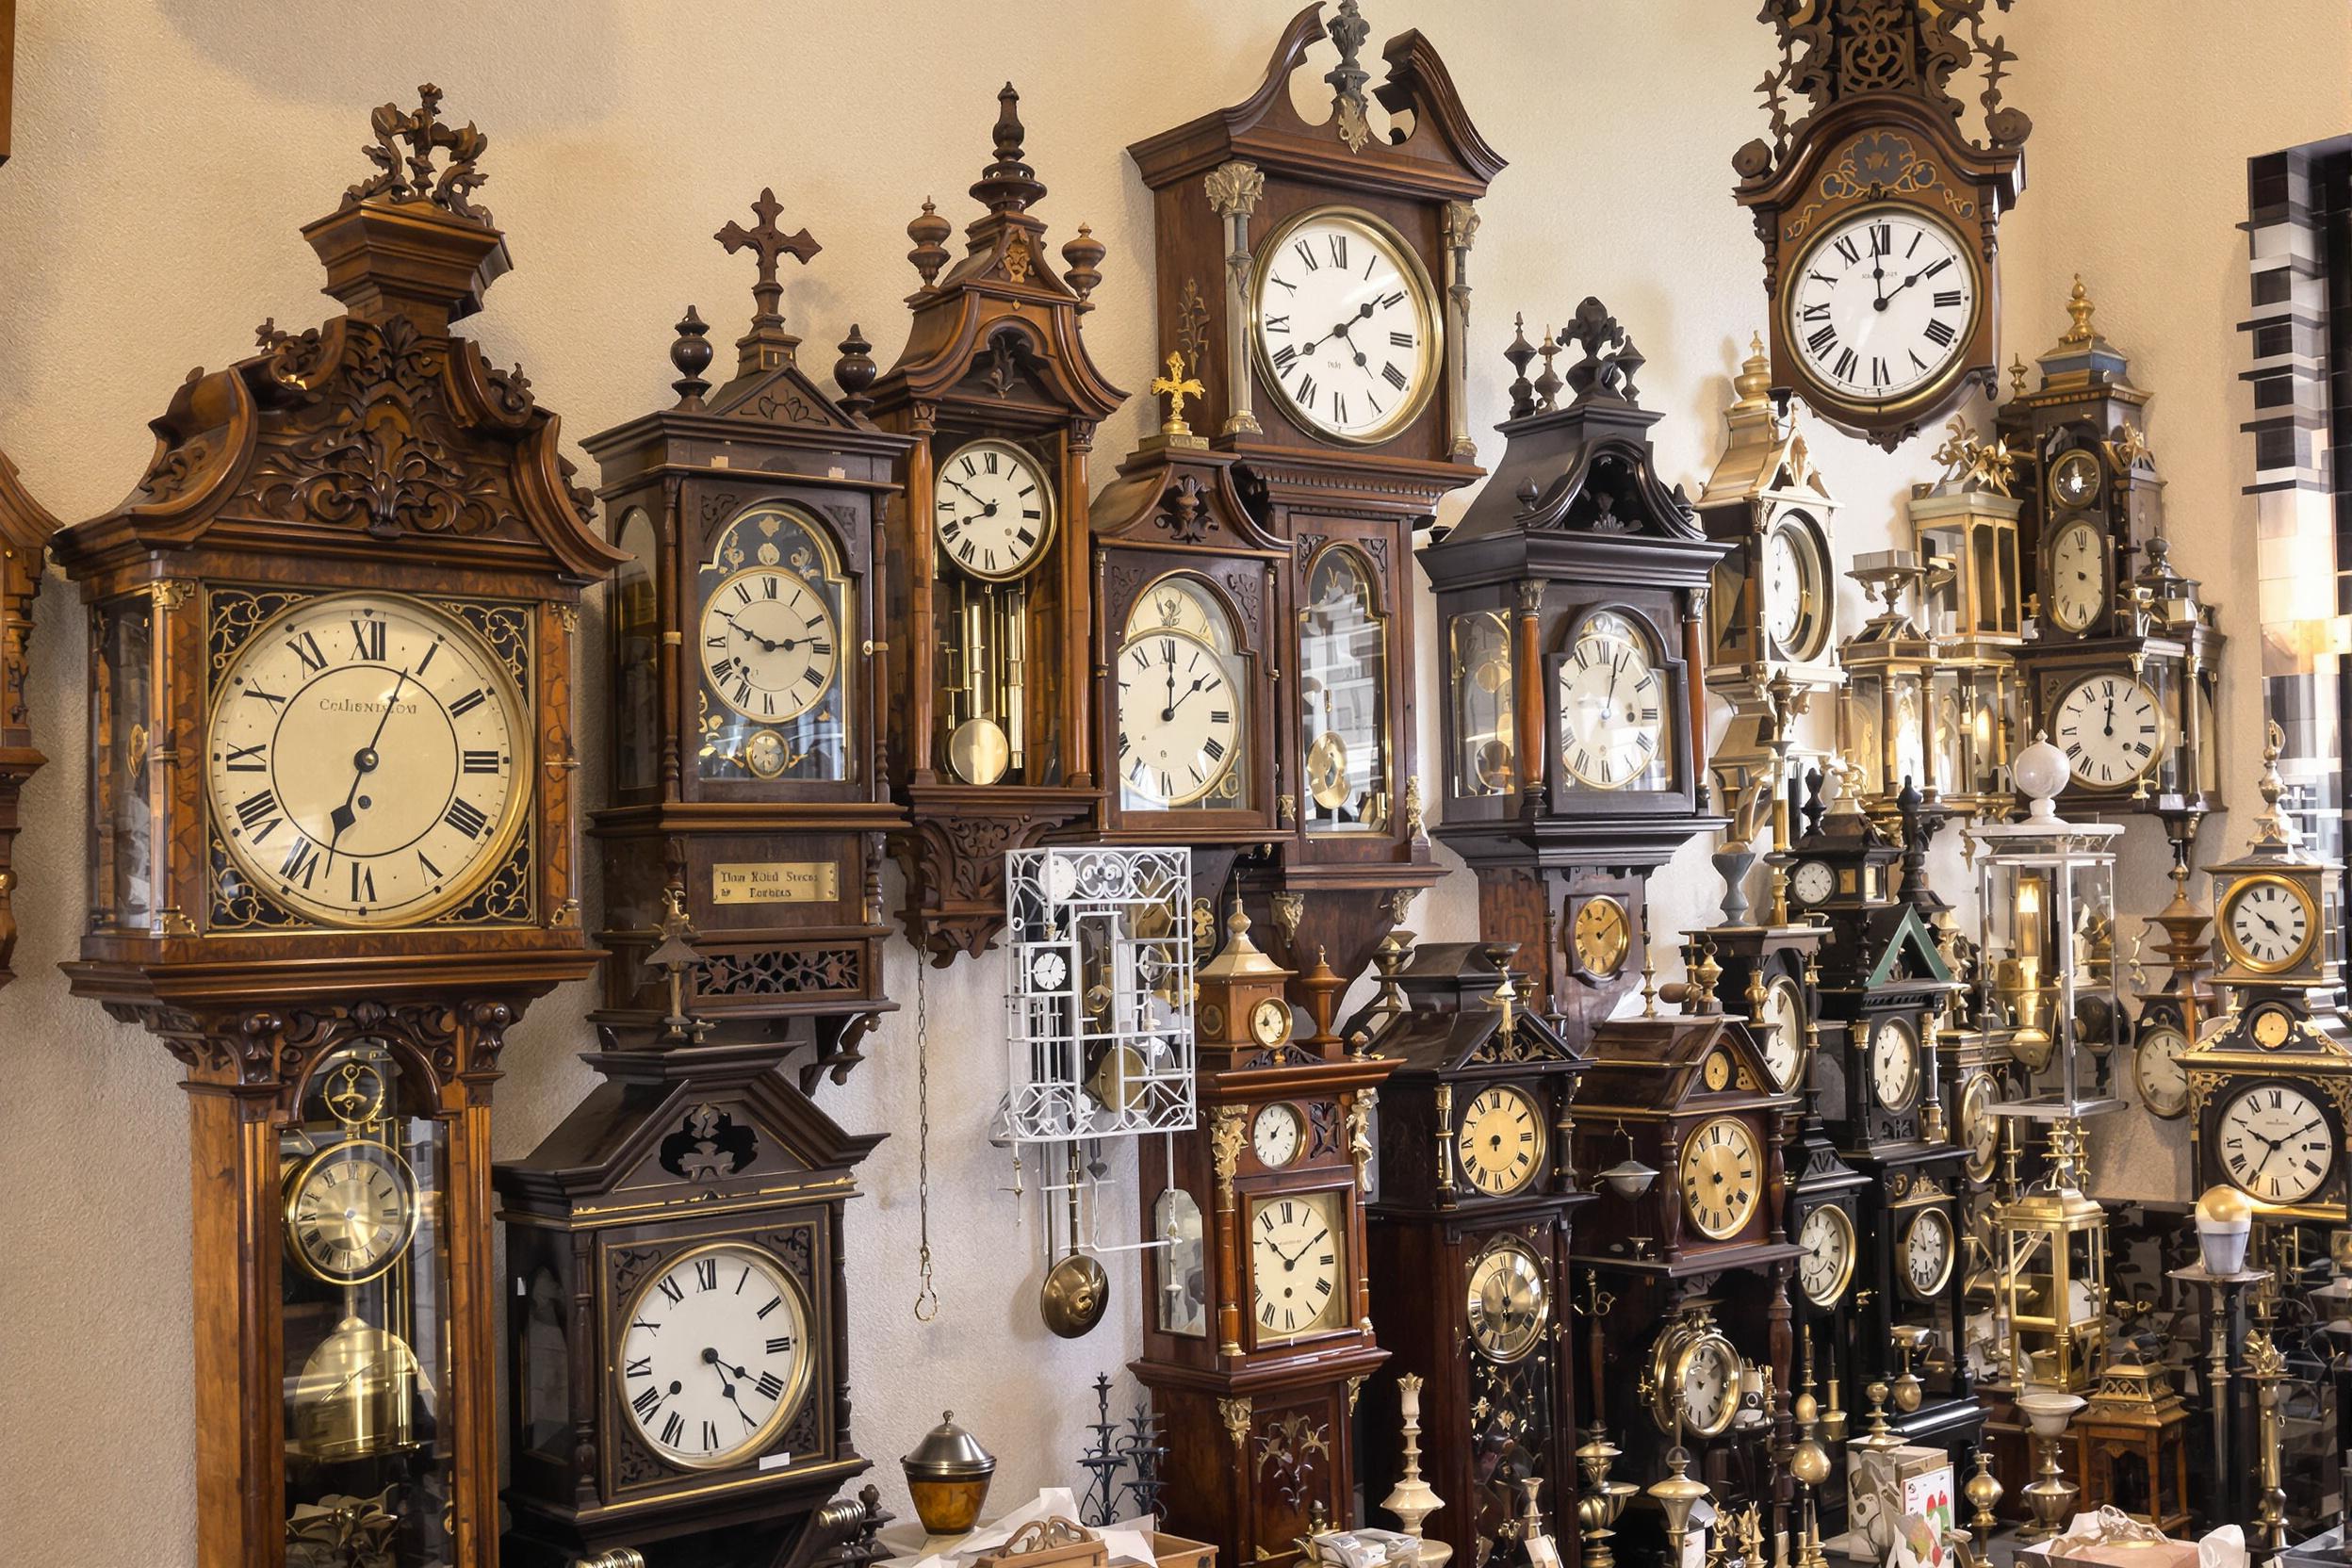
1963 1447 2003 1534
2248 1331 2290 1562
1890 1327 1931 1414
1575 1429 1639 1568
1380 1374 1449 1564
2015 1388 2086 1541
1650 1446 1712 1566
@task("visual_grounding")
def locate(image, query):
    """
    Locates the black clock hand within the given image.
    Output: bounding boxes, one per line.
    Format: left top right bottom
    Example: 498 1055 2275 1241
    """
2103 696 2115 739
942 476 988 507
325 665 412 868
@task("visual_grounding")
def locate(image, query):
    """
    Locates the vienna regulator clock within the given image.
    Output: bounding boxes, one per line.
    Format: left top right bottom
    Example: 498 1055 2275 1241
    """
1135 904 1391 1568
582 188 909 1077
1732 0 2032 449
1127 0 1496 987
869 85 1126 963
0 442 56 985
47 90 625 1568
1353 940 1593 1568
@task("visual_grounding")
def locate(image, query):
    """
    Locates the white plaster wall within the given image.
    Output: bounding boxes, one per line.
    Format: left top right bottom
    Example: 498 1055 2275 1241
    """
0 4 2344 1562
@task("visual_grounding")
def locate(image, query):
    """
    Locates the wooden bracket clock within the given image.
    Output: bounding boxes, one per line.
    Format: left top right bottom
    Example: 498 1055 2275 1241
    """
47 89 625 1568
869 85 1126 965
1353 939 1594 1568
1127 0 1498 988
0 442 56 985
582 188 909 1081
1732 0 2032 450
1134 903 1392 1568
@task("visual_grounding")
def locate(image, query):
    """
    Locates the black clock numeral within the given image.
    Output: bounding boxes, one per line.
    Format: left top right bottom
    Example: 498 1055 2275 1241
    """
624 1357 651 1379
1806 325 1837 356
287 631 328 672
1833 235 1861 265
1801 302 1831 322
1833 348 1857 383
1381 361 1408 390
700 1419 720 1450
1270 344 1298 372
1389 330 1415 348
1327 233 1348 269
631 1385 662 1420
349 618 386 662
461 749 502 774
1870 356 1890 387
350 863 375 906
1933 289 1964 308
1331 392 1350 425
694 1258 719 1292
1297 372 1318 409
1870 222 1892 255
656 1274 685 1304
234 789 282 837
245 686 288 709
761 575 779 599
661 1412 686 1447
1294 238 1320 271
758 1296 784 1319
443 797 490 839
280 837 321 889
449 688 488 718
766 1335 795 1355
1923 318 1956 348
416 849 442 882
755 1370 786 1401
1264 315 1290 335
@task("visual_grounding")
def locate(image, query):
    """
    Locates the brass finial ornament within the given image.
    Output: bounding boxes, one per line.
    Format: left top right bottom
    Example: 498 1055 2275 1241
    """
2008 354 2030 397
1732 331 1772 409
646 883 711 1046
1150 351 1208 448
2061 273 2098 345
1965 1447 2003 1533
1928 416 2017 498
1647 1446 1712 1564
2250 717 2298 850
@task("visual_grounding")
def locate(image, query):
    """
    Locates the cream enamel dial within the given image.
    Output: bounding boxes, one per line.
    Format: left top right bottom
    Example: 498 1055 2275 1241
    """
1557 614 1666 791
2044 518 2108 633
1252 1102 1305 1169
1763 515 1828 659
1249 1191 1347 1339
1679 1116 1762 1240
1759 974 1807 1091
2222 876 2318 974
1455 1084 1546 1198
205 593 529 927
1653 1326 1742 1439
1250 207 1440 444
1903 1208 1955 1297
2217 1084 2333 1204
1116 627 1241 808
1790 859 1836 906
1250 997 1294 1048
1466 1239 1549 1363
1782 207 1978 408
282 1140 418 1286
1870 1016 1920 1110
933 437 1054 581
2134 1023 2190 1119
1796 1203 1856 1307
699 566 839 722
617 1244 812 1470
2052 675 2164 789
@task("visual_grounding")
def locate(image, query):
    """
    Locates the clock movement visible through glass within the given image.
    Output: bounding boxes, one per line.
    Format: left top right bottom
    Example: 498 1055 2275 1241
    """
696 502 855 783
1298 547 1390 834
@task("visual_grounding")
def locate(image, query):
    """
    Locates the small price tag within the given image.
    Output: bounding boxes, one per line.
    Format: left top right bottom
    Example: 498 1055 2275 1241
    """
759 1450 794 1473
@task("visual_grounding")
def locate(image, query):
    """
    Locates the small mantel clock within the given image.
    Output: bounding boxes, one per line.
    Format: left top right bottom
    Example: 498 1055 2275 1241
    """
1422 299 1729 1037
1127 0 1497 988
45 90 626 1568
1134 904 1392 1568
1354 939 1593 1568
1732 0 2031 449
0 444 56 985
869 85 1127 964
582 188 909 1079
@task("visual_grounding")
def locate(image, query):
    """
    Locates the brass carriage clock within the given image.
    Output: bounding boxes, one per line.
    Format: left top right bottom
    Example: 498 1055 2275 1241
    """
1911 418 2026 821
1128 0 1497 986
48 90 624 1568
583 189 909 1074
0 443 55 984
1134 905 1392 1568
870 86 1127 963
1354 940 1594 1568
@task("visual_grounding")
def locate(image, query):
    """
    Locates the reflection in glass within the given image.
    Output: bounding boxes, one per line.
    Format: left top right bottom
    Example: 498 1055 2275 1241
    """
612 508 660 794
1449 610 1514 798
1152 1188 1207 1337
94 596 155 926
1298 547 1390 834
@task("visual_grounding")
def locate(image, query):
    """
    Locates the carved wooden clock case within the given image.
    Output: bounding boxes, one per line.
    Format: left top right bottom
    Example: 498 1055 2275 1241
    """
1354 940 1593 1568
1127 0 1497 987
583 188 909 1082
47 90 625 1568
869 85 1126 964
0 443 56 985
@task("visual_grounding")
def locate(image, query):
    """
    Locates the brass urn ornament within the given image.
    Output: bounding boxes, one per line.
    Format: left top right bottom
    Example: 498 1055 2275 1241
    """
904 1411 999 1536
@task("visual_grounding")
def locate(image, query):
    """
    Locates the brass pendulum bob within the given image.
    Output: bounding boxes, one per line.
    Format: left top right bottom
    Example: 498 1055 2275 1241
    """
1889 1327 1931 1415
289 1287 423 1461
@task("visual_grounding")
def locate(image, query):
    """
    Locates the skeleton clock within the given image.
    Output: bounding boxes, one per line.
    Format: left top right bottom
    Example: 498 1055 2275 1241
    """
0 444 56 984
1352 940 1592 1568
1127 0 1496 988
1732 0 2032 450
868 85 1126 964
1134 905 1391 1568
46 90 624 1568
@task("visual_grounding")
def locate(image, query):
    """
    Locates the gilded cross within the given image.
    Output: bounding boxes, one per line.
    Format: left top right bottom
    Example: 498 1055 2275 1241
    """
716 187 821 320
1152 351 1204 439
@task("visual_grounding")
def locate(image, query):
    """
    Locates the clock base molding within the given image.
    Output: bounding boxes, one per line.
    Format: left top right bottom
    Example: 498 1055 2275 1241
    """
1238 857 1443 997
890 783 1100 965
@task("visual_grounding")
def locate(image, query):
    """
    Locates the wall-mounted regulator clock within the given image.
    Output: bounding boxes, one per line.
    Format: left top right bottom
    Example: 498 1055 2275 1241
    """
868 86 1126 964
583 188 910 1080
0 444 56 985
46 90 625 1568
1732 1 2032 449
1128 0 1498 988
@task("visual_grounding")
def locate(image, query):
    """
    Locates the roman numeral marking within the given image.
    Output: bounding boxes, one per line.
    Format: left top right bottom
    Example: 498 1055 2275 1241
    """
287 631 327 672
449 688 487 717
350 618 386 662
444 797 489 838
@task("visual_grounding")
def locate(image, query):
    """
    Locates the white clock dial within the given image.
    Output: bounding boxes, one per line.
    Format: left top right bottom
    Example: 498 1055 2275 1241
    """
1678 1334 1740 1435
1252 209 1440 443
1790 860 1836 906
618 1245 810 1470
2134 1023 2190 1119
1796 1203 1855 1307
1251 1102 1304 1169
2044 519 2109 633
2052 675 2164 789
1455 1085 1546 1198
1870 1016 1919 1110
204 593 528 928
1762 517 1826 658
1557 614 1667 791
1116 628 1242 808
2217 1084 2333 1204
1903 1209 1955 1296
2226 880 2315 972
1960 1072 2001 1182
933 438 1054 581
699 567 839 722
1250 1193 1346 1338
1784 208 1977 406
1760 975 1807 1091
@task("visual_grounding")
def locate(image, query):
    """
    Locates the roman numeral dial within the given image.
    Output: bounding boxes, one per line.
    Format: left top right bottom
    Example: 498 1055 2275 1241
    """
1247 1191 1348 1340
1781 207 1977 407
617 1243 811 1471
1555 612 1669 792
1114 580 1248 810
2223 877 2317 973
698 566 840 722
1454 1084 1547 1198
1677 1116 1762 1240
204 593 526 928
281 1139 418 1286
1250 207 1440 444
2050 674 2165 789
932 437 1054 582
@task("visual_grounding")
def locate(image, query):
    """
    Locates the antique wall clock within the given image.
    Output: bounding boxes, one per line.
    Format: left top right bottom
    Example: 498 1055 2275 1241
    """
1733 0 2032 449
1424 301 1729 1036
1127 0 1499 988
867 86 1126 963
1133 904 1391 1568
582 188 910 1081
1352 940 1592 1568
0 444 55 985
46 90 625 1568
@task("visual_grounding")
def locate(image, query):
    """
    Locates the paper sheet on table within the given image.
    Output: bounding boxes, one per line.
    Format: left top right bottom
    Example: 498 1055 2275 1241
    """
907 1490 1162 1568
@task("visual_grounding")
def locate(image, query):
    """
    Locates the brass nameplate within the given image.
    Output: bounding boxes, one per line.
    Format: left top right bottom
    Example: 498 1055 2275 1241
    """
712 862 839 905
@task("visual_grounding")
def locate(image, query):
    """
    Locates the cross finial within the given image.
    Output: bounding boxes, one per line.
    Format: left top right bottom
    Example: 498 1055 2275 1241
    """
716 187 821 376
1151 351 1205 444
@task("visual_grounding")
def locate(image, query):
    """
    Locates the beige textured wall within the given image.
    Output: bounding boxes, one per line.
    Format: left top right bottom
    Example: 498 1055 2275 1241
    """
0 4 2344 1562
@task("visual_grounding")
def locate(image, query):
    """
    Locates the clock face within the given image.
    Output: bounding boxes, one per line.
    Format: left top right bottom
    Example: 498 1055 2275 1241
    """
205 593 529 928
2134 1023 2191 1119
1250 996 1294 1048
618 1244 811 1471
1903 1209 1955 1297
2044 519 2109 634
2050 449 2103 510
1870 1016 1920 1110
699 567 839 723
1252 1102 1304 1168
1959 1072 2001 1183
1763 516 1829 659
1465 1240 1549 1363
933 437 1054 581
1250 207 1440 444
1760 975 1807 1091
1571 894 1632 978
1556 612 1669 791
1455 1085 1546 1198
2252 1008 2295 1050
1790 860 1836 906
282 1139 417 1286
1249 1191 1347 1340
1782 207 1978 410
1117 577 1249 812
2223 877 2317 974
1796 1203 1856 1307
2217 1084 2334 1204
1678 1116 1763 1240
1675 1331 1741 1437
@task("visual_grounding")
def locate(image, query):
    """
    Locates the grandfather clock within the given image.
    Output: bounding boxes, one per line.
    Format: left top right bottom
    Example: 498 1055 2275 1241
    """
47 90 623 1568
1128 0 1498 987
0 443 55 984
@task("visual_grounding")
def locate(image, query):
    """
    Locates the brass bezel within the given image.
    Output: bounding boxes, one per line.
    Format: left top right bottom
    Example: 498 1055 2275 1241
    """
1796 1201 1856 1308
1649 1320 1743 1439
1570 893 1632 979
2220 873 2321 977
931 436 1057 583
1776 203 1985 421
612 1240 815 1473
1870 1014 1921 1111
1555 610 1669 792
1678 1115 1764 1241
1760 973 1809 1091
1116 614 1245 809
1901 1207 1956 1299
1251 1101 1306 1168
1454 1082 1548 1199
1248 204 1444 448
1250 996 1295 1049
281 1137 421 1288
1762 510 1833 663
698 564 841 725
1464 1234 1551 1364
2041 516 2110 634
2214 1080 2335 1206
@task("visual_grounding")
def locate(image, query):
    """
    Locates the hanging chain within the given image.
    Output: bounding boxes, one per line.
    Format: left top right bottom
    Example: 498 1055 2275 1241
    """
912 956 940 1321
